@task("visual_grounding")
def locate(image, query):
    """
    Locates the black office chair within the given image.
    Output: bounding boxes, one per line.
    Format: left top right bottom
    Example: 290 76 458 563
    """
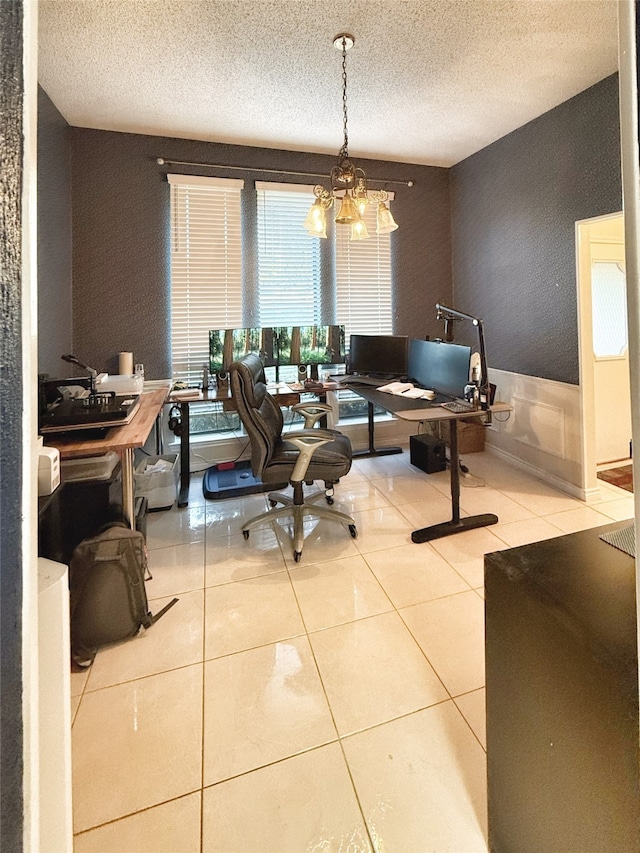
229 353 357 561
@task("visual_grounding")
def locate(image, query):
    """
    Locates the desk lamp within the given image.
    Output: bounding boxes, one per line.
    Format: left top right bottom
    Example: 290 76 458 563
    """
435 304 492 425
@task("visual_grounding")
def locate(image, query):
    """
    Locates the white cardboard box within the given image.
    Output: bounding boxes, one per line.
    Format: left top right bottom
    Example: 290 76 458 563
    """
134 453 179 510
97 374 144 395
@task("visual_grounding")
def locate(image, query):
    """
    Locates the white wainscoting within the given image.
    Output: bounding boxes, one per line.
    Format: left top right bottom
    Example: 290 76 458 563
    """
486 368 593 501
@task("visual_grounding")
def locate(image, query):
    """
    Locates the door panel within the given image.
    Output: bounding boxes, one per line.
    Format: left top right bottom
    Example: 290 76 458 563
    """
591 252 630 464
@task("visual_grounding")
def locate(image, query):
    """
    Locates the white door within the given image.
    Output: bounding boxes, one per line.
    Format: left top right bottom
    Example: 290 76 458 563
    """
591 237 631 464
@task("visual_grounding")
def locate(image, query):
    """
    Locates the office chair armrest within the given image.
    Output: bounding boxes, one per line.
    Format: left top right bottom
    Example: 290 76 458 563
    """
285 430 335 483
286 428 335 442
291 401 332 428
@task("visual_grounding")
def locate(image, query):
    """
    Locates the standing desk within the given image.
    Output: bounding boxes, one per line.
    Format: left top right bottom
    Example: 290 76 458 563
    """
348 384 511 542
355 397 404 458
44 388 167 529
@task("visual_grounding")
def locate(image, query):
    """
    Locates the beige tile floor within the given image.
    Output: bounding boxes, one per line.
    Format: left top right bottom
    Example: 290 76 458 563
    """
69 448 633 853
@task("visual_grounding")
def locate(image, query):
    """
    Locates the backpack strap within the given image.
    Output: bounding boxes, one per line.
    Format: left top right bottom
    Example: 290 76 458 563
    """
95 520 131 536
142 597 179 629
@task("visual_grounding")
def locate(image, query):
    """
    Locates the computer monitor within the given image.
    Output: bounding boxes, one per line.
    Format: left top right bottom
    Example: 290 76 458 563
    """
407 338 471 399
348 334 408 378
209 327 278 372
275 325 345 367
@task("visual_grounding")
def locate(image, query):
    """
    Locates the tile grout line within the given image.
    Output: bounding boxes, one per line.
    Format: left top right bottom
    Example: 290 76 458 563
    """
285 559 379 852
200 491 210 853
73 451 615 845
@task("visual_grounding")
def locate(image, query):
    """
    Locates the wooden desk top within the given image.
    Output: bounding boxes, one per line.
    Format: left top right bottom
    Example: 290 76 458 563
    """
44 388 167 460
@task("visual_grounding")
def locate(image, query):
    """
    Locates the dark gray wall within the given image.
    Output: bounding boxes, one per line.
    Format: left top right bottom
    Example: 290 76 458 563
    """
69 128 451 378
51 72 621 385
37 86 72 377
1 1 24 850
450 74 622 385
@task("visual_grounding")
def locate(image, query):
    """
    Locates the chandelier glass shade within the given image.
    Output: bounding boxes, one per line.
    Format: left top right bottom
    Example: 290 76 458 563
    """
303 34 399 241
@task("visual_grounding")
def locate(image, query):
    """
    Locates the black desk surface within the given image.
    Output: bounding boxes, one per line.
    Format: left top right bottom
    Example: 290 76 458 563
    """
344 382 499 420
485 520 639 852
486 519 638 679
344 383 442 413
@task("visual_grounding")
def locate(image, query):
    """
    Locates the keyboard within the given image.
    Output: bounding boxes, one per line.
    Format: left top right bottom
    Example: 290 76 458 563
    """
440 400 473 413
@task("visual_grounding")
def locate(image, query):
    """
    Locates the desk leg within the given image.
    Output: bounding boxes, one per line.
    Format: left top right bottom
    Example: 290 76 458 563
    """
122 447 136 529
319 392 328 429
411 419 498 543
177 401 191 508
155 411 163 455
352 401 403 458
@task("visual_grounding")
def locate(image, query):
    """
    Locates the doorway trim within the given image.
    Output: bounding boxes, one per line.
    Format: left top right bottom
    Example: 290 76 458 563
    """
575 210 625 502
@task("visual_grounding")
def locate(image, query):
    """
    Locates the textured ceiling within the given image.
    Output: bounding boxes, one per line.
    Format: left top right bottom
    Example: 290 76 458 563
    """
38 0 619 167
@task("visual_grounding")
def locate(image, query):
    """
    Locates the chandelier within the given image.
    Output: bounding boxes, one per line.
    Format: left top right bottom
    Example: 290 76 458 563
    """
303 34 399 241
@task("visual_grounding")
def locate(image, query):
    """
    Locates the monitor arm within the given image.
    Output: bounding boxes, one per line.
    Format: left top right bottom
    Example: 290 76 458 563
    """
435 304 491 423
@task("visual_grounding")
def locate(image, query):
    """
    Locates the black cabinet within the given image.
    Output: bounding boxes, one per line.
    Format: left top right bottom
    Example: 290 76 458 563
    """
38 466 124 564
485 522 640 852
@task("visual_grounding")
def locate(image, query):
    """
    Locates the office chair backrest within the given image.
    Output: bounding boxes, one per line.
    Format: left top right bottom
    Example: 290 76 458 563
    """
230 353 284 477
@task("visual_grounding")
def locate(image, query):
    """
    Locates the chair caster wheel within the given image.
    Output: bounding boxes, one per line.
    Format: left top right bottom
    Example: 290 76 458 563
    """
349 524 358 539
325 496 334 505
243 530 250 540
294 551 302 562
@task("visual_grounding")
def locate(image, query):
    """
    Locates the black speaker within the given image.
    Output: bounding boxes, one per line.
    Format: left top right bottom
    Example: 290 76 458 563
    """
216 370 229 391
297 364 308 380
410 433 447 474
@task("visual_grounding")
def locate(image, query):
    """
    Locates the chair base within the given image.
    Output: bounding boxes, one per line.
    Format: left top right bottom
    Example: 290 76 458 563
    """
242 489 356 561
266 485 329 508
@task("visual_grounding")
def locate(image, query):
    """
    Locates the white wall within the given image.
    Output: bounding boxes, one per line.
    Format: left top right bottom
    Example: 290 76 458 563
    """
22 0 42 848
617 0 640 685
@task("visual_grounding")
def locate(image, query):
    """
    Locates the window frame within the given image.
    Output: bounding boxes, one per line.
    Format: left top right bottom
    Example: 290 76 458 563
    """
168 173 244 385
168 175 396 435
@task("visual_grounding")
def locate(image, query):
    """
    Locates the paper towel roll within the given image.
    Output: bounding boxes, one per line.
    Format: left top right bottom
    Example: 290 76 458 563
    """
119 351 134 375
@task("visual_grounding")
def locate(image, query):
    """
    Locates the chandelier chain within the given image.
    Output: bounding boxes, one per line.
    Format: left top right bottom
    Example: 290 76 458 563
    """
340 37 349 159
301 32 401 238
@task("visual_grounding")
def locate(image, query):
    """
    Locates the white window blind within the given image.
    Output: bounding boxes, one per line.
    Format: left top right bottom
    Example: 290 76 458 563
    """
256 182 321 327
335 194 394 339
169 174 244 384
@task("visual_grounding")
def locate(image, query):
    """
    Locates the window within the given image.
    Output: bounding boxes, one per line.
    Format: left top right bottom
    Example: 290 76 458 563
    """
256 182 322 327
168 175 394 432
334 196 394 422
335 194 394 338
169 174 244 384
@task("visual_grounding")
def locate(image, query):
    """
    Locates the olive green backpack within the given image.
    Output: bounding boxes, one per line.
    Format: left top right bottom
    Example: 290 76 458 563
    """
69 522 178 667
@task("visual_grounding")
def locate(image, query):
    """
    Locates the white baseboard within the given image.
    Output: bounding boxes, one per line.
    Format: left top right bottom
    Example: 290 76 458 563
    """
485 441 595 501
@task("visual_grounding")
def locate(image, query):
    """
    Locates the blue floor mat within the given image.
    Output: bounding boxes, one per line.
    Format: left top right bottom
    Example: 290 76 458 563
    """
202 461 285 499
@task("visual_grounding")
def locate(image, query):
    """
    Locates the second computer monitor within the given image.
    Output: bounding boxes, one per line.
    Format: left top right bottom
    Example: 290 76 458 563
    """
276 325 345 367
408 339 471 399
348 334 408 378
209 327 278 372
